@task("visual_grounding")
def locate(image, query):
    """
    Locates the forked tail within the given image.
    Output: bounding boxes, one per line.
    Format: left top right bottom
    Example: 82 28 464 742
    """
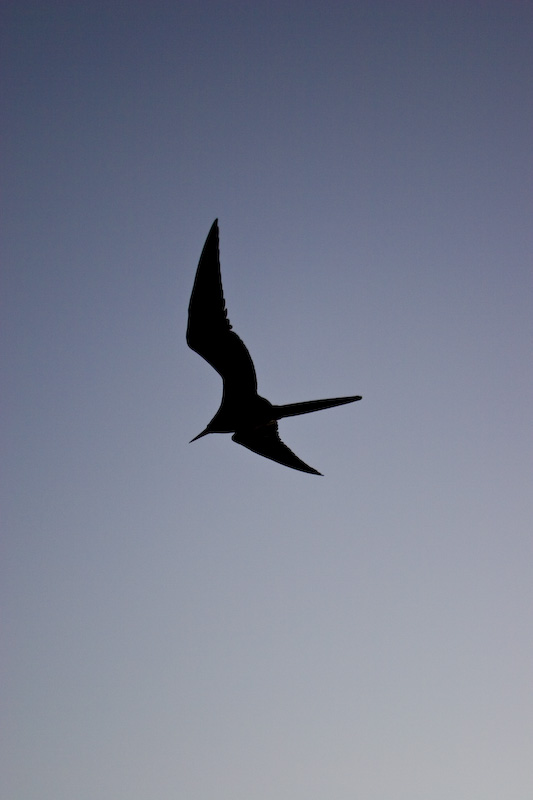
273 395 362 420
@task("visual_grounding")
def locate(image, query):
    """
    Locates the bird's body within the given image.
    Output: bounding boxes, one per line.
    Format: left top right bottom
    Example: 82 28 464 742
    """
187 219 361 474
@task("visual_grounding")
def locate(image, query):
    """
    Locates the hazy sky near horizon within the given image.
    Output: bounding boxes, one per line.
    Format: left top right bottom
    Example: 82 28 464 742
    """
2 3 532 799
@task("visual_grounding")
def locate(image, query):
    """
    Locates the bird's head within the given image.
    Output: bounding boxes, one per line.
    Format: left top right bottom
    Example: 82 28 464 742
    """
189 427 211 443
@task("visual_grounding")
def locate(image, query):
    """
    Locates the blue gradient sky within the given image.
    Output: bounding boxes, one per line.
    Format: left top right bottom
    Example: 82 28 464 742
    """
2 3 532 798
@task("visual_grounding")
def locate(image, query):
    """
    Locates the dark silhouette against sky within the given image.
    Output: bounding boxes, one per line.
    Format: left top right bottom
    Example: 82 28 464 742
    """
4 5 532 797
187 220 361 474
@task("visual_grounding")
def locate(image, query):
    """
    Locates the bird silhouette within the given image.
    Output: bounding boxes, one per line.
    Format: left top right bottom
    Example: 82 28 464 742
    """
187 219 362 475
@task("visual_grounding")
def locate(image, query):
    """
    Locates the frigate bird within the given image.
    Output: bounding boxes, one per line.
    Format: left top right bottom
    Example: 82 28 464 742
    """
187 219 362 475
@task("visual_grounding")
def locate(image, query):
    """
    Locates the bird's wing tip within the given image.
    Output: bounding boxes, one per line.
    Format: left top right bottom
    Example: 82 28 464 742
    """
232 426 323 475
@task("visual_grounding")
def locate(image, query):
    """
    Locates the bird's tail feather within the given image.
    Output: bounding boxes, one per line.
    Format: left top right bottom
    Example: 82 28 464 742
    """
273 395 361 420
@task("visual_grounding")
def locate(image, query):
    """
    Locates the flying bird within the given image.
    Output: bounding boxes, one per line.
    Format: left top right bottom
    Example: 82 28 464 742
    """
187 219 361 475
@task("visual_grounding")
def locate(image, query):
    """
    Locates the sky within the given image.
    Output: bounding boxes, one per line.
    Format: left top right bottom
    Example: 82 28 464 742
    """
2 2 532 798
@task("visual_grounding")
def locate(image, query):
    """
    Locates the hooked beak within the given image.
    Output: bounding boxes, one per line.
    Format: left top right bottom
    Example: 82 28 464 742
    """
189 428 210 443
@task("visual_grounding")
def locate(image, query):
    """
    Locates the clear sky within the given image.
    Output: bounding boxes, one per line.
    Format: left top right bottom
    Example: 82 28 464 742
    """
2 2 532 798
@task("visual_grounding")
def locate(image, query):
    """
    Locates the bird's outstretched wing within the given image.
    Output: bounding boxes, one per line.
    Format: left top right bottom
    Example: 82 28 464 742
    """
187 219 257 396
232 423 322 475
